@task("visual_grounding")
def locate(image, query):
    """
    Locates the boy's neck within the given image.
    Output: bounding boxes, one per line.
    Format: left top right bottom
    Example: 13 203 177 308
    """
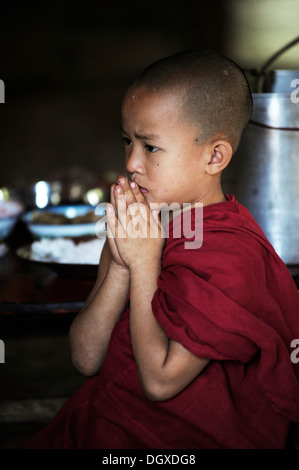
195 182 226 208
165 190 227 224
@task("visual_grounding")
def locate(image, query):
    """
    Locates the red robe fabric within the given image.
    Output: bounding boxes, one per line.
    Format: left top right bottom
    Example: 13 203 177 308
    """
19 195 299 449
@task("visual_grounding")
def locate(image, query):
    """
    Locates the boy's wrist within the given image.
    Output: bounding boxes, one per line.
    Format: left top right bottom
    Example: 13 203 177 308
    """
129 257 161 276
108 259 130 278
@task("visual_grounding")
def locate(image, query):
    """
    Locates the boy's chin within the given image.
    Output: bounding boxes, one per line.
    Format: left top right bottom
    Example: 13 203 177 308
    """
142 193 151 204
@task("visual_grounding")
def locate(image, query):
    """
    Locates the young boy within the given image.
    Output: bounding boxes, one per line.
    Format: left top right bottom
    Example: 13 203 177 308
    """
20 50 299 449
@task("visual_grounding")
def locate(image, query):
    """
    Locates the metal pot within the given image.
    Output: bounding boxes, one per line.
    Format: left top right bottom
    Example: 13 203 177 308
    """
262 69 299 93
222 76 299 265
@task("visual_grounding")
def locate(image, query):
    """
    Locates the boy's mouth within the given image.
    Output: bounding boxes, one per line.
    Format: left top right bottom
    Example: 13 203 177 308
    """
132 180 148 195
139 186 148 195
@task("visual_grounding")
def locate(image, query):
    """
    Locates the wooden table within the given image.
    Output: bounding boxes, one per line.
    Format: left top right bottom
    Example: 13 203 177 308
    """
0 221 92 444
0 221 96 334
1 220 298 332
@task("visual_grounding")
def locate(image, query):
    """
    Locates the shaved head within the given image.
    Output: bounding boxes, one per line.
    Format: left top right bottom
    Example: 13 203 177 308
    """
126 50 252 153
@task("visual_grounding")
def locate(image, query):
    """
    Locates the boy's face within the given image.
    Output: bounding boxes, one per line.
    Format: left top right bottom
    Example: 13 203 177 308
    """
121 86 211 208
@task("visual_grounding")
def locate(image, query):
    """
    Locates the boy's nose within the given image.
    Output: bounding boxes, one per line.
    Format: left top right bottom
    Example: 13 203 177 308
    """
126 148 145 175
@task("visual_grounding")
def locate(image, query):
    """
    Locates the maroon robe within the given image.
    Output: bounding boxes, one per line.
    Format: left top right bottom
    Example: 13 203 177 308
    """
19 195 299 449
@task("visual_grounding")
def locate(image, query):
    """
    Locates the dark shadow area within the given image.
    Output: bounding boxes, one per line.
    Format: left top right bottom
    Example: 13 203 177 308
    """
0 0 227 187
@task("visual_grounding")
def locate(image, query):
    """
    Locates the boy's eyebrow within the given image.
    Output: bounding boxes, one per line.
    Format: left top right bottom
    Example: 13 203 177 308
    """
120 127 160 141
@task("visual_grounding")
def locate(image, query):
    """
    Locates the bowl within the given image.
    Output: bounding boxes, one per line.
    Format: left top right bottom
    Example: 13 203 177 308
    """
0 187 24 240
16 237 106 279
23 204 107 239
0 216 19 240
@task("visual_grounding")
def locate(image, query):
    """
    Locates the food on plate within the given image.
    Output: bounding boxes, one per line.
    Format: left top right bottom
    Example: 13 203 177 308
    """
30 237 106 264
30 210 100 225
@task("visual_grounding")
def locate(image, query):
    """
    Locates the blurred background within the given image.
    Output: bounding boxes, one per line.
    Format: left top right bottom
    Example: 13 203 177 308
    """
0 0 298 188
0 0 299 449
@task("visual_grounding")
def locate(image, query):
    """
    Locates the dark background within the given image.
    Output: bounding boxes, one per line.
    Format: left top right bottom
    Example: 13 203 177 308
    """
0 0 228 187
0 1 299 450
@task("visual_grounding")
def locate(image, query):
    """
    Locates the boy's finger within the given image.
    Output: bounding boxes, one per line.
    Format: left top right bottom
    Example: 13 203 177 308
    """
118 177 136 206
110 184 116 206
151 209 165 238
113 187 130 230
106 203 125 239
105 204 117 239
128 181 150 219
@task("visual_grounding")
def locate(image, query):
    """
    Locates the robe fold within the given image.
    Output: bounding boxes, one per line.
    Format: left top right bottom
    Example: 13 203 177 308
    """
19 195 299 449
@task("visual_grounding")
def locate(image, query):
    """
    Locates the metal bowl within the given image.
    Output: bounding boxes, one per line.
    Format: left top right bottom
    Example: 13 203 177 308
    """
22 204 107 239
0 187 24 240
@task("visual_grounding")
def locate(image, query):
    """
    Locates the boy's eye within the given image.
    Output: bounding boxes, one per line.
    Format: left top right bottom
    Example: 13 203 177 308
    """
145 144 159 153
122 137 132 146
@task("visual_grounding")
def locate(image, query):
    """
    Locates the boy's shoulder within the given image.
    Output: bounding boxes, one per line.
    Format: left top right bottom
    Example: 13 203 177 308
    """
164 195 289 282
202 194 265 237
162 195 297 308
167 194 272 254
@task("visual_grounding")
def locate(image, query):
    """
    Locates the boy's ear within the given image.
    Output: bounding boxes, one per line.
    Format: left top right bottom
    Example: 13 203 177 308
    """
206 141 233 175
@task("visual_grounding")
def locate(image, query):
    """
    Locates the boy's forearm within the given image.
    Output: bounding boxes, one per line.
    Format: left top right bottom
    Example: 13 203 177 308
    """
129 264 209 401
129 261 170 391
69 262 130 376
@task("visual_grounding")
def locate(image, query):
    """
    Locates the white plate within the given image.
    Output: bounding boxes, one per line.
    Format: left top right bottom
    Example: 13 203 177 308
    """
16 244 100 279
23 204 107 238
16 236 106 279
0 199 24 240
0 216 19 240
